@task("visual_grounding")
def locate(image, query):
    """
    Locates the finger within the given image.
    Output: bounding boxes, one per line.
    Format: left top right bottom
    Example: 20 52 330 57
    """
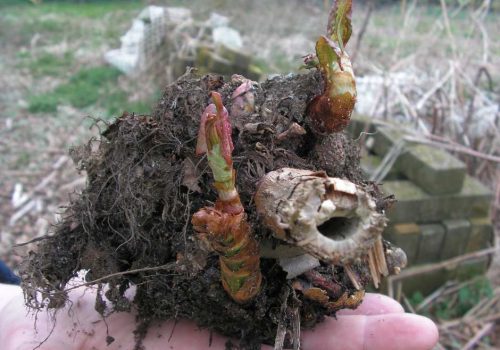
302 313 439 350
0 284 22 311
337 293 404 316
140 320 233 350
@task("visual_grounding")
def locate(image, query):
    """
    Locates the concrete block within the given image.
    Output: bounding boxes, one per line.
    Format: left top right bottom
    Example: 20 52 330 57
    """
465 217 494 253
455 256 491 281
367 123 466 195
384 223 420 265
397 144 466 195
195 44 259 80
441 220 471 260
401 267 452 297
383 176 492 223
437 176 492 219
371 126 404 156
360 154 400 180
383 181 430 223
416 224 445 264
346 114 377 140
196 47 239 76
217 45 252 70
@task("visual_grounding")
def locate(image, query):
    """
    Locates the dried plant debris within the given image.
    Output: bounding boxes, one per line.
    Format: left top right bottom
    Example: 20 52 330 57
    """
254 167 403 291
20 1 406 348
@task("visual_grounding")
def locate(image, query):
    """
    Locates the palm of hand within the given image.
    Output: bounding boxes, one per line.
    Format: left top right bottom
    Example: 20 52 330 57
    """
0 283 438 350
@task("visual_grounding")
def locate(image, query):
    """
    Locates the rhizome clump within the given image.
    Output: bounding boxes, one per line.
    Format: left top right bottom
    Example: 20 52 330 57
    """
21 69 375 347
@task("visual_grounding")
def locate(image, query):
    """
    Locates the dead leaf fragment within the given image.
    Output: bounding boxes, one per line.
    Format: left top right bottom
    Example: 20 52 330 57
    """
181 158 201 193
303 287 330 304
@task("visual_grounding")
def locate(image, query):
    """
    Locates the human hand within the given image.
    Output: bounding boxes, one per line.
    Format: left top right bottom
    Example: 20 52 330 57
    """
0 282 438 350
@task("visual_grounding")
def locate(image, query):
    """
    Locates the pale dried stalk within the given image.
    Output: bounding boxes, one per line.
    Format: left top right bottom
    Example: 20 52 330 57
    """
367 248 380 288
368 236 390 288
387 247 497 299
460 323 494 350
344 264 362 290
273 287 290 350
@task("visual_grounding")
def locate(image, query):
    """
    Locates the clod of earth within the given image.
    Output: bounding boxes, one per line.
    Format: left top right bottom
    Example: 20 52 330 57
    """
19 70 405 349
20 1 407 349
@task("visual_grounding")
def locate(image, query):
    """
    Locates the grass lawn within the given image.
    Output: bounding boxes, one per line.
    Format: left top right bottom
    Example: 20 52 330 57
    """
1 0 155 120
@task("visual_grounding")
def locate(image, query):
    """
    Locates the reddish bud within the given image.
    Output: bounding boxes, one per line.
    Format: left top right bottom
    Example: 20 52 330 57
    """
196 92 234 164
307 36 356 134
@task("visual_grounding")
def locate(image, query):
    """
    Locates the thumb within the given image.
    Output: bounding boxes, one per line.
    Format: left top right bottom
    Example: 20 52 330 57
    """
301 313 438 350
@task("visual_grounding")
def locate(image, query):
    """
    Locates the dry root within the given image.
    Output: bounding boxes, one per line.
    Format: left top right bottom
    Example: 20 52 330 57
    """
255 168 387 263
255 168 401 288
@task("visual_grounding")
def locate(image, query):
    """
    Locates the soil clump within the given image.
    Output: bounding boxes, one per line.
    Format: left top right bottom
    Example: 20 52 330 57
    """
21 69 383 349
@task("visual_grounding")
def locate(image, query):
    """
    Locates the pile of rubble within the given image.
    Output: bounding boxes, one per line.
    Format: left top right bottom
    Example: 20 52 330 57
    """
105 6 261 81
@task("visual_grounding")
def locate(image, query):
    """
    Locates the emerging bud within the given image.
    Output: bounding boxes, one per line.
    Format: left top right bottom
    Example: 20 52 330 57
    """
196 92 234 165
193 91 262 304
306 36 356 134
231 78 256 118
327 0 353 51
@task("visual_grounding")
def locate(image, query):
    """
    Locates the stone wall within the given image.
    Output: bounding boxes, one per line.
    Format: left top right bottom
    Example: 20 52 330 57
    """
348 115 494 296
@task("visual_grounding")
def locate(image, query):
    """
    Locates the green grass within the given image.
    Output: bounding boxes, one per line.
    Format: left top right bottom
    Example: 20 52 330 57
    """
0 1 143 47
28 94 60 113
19 52 74 77
0 1 143 18
409 277 494 320
28 66 122 113
106 91 157 117
28 65 156 117
0 1 157 118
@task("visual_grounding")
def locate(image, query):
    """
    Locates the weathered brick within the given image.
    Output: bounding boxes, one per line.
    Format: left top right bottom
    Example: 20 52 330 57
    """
416 224 445 264
383 176 492 223
384 223 420 265
441 220 471 260
397 144 466 195
383 181 429 223
465 217 494 253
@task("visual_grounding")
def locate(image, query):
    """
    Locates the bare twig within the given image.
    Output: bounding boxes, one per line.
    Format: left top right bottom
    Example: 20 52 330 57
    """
387 247 497 298
273 286 290 350
402 294 416 314
403 135 500 163
416 282 451 312
351 0 374 62
370 139 405 182
439 0 458 59
390 247 497 282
